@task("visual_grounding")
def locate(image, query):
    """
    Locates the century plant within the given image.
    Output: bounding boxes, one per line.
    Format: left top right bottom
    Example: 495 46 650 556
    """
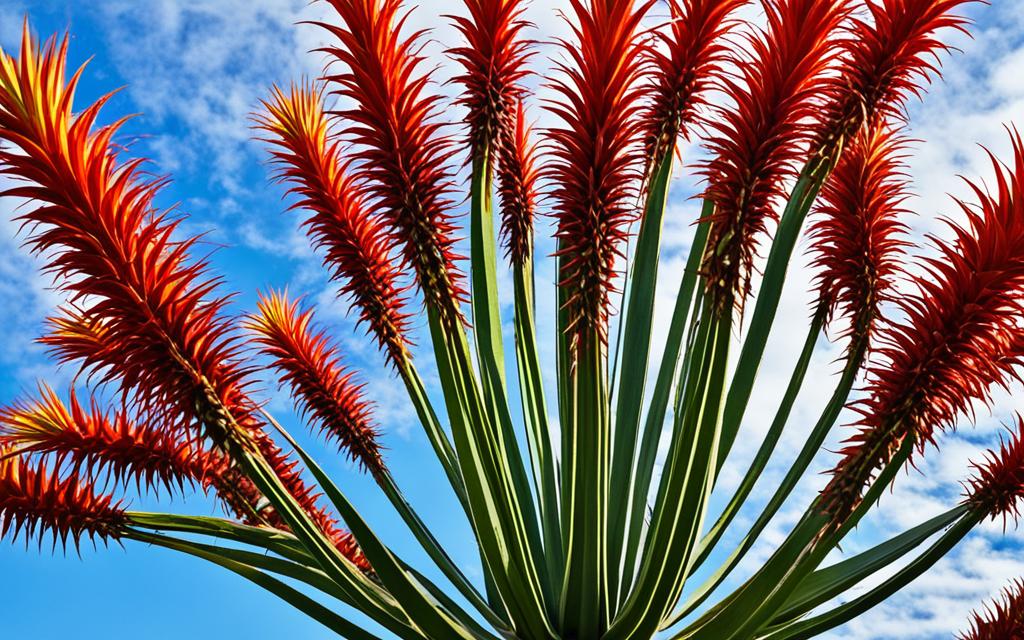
2 0 1023 638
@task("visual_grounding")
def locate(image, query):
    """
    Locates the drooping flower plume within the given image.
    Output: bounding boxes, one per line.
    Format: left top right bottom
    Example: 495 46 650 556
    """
700 0 849 312
547 0 655 352
256 84 411 368
820 131 1024 523
0 31 366 569
817 0 973 157
959 578 1024 640
642 0 747 169
496 100 539 265
809 124 911 344
247 291 384 477
319 0 467 324
450 0 533 155
0 453 126 550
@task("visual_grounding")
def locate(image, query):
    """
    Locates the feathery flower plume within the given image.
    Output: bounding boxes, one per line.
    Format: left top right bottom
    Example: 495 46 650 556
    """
450 0 533 154
496 100 539 265
700 0 849 312
0 385 270 524
256 84 411 368
964 415 1024 525
247 291 384 476
959 579 1024 640
820 130 1024 524
0 31 366 569
809 124 911 344
642 0 747 169
817 0 973 157
319 0 467 324
1 454 126 550
547 0 655 352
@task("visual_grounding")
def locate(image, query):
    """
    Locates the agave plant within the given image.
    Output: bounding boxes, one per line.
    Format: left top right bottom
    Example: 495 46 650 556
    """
2 0 1024 638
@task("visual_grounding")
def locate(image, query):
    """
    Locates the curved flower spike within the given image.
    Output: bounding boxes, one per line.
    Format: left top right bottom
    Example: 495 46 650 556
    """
246 291 385 477
960 578 1024 640
256 84 412 369
821 129 1024 524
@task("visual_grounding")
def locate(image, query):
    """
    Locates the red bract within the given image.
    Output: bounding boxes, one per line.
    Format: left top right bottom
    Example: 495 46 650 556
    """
450 0 533 154
810 124 911 344
0 32 366 569
0 454 125 550
642 0 747 168
547 0 655 353
700 0 849 312
820 131 1024 524
965 415 1024 525
319 0 467 325
497 100 539 265
818 0 973 152
247 291 384 477
256 84 411 368
960 579 1024 640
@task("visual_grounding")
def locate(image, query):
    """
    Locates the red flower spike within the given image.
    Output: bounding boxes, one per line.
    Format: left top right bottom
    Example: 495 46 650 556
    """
818 0 974 154
809 124 912 345
0 454 126 550
0 31 368 571
547 0 656 354
450 0 534 154
820 130 1024 524
700 0 850 313
964 415 1024 525
0 385 269 523
960 579 1024 640
642 0 747 169
318 0 468 325
256 84 412 369
247 291 385 477
496 100 539 265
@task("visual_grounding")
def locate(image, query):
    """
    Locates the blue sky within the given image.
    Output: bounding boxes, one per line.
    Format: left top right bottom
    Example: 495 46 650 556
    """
1 1 1024 639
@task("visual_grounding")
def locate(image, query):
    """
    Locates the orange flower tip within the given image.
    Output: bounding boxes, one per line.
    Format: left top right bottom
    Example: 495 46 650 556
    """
699 0 850 313
819 128 1024 524
818 0 976 153
255 83 412 368
965 415 1024 524
960 578 1024 640
247 291 385 476
318 0 468 324
0 455 126 551
810 124 912 345
449 0 534 156
642 0 747 169
547 0 655 354
0 28 251 439
496 100 539 266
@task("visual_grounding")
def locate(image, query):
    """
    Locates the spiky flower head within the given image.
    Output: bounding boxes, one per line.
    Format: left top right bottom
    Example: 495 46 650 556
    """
496 100 539 265
1 454 126 550
642 0 747 169
810 124 911 345
247 291 384 477
450 0 533 155
965 415 1024 525
820 130 1024 524
319 0 467 325
256 84 412 368
700 0 849 313
0 29 366 570
960 578 1024 640
816 0 974 159
547 0 655 354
